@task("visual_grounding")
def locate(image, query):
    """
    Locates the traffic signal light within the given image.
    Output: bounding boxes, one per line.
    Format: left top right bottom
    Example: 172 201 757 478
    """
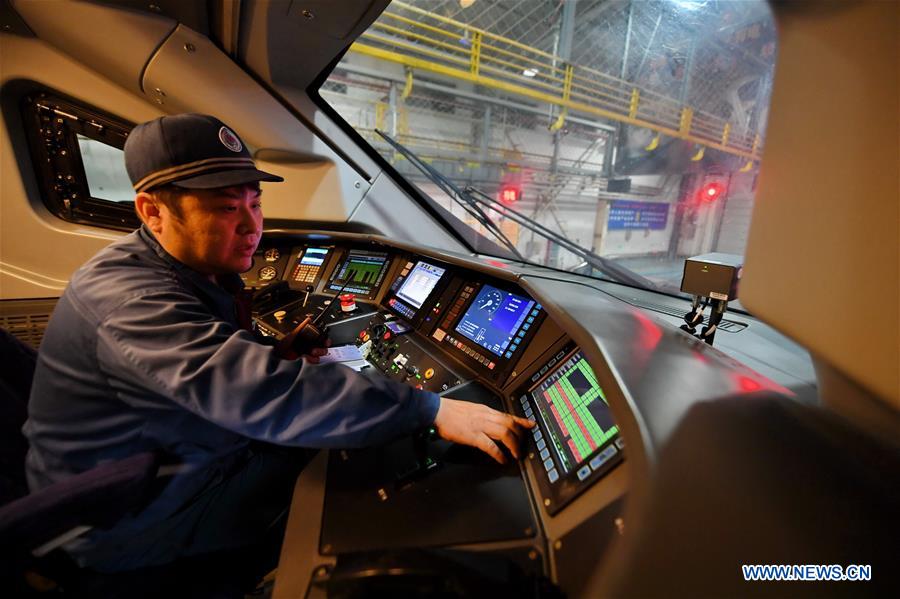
500 184 521 204
698 181 725 202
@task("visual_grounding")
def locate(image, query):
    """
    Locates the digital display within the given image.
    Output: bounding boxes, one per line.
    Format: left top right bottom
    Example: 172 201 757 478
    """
328 250 389 296
396 261 446 309
531 351 618 475
301 247 328 266
454 284 534 357
291 247 330 285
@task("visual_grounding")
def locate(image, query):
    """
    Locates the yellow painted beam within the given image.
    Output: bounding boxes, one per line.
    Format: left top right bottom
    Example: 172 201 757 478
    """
679 107 694 138
470 31 481 76
629 88 640 119
350 43 761 160
402 67 413 100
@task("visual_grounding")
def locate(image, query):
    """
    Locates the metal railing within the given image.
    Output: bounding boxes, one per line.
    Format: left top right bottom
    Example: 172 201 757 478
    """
349 0 762 162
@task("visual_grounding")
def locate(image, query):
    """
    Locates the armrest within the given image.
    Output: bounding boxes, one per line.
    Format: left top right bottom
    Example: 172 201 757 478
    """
0 451 160 557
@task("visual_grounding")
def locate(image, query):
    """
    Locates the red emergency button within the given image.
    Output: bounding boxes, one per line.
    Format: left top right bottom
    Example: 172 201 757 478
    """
383 331 392 341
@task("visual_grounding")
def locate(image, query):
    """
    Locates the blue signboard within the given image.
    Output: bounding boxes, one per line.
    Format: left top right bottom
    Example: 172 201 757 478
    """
607 200 669 230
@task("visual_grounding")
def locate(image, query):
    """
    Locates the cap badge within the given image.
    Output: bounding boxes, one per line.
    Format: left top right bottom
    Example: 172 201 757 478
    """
218 126 243 153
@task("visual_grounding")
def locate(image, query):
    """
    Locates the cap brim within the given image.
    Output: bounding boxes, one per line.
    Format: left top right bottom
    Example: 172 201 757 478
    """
169 167 284 190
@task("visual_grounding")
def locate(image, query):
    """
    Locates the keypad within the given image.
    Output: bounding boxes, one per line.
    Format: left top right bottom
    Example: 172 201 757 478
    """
291 264 319 284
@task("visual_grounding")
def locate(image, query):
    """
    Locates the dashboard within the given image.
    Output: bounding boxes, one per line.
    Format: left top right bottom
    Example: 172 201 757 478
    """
242 233 625 512
242 230 814 596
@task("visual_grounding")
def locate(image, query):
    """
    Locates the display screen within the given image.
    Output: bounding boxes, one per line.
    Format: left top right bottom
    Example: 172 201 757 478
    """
531 351 618 474
328 250 389 296
301 247 328 266
395 261 446 309
291 247 330 285
454 284 534 357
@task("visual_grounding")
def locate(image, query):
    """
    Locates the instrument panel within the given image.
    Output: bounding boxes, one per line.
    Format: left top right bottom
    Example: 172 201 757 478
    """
243 235 805 598
243 237 624 514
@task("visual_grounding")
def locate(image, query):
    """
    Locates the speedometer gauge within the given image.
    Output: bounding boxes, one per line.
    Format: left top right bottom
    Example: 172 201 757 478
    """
477 289 503 315
259 266 278 281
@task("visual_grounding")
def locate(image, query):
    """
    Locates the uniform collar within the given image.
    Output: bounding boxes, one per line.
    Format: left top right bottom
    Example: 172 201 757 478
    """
137 225 245 294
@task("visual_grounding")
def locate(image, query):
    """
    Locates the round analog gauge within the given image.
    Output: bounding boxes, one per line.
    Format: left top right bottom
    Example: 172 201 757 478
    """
258 266 278 281
264 248 280 262
477 289 504 315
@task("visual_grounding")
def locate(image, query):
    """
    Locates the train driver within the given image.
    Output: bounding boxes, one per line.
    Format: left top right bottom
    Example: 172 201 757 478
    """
23 113 533 585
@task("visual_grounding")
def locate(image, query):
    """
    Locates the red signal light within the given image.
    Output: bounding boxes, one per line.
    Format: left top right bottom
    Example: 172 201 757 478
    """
698 181 725 202
500 185 521 204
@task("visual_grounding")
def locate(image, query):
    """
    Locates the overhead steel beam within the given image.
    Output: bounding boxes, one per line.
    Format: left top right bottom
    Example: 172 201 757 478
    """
335 61 617 133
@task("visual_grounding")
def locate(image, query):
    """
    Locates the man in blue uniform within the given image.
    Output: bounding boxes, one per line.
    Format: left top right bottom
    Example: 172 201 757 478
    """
23 114 532 581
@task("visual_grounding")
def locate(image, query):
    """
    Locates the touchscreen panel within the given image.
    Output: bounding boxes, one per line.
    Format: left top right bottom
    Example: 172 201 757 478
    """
533 351 617 473
454 284 534 357
524 350 620 484
327 250 389 296
395 261 446 309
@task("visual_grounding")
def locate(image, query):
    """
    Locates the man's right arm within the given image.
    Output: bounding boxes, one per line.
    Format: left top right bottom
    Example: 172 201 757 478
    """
97 290 530 457
97 290 436 448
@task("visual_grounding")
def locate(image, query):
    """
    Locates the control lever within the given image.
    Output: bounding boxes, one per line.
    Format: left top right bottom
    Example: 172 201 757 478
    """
252 280 291 314
303 284 313 308
290 280 349 355
395 428 441 489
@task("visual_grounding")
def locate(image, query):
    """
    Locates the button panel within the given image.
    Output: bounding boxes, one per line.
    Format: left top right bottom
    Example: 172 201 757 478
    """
589 444 618 472
441 284 474 330
291 263 319 284
443 333 496 370
387 298 416 320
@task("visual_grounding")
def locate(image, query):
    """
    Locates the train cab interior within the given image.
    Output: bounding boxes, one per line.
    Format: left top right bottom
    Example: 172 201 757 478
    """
0 0 897 597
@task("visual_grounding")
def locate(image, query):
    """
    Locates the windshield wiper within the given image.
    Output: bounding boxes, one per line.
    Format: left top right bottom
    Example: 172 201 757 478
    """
463 187 658 290
377 130 656 290
376 130 525 262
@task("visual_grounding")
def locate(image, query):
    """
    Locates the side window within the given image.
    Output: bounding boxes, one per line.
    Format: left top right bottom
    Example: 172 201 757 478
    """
21 88 139 230
75 134 134 204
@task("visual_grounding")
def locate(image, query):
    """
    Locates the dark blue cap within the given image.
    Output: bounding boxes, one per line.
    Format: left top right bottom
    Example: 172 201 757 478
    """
124 113 283 193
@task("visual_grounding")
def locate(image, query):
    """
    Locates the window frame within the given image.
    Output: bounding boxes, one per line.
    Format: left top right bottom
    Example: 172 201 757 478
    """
20 86 140 231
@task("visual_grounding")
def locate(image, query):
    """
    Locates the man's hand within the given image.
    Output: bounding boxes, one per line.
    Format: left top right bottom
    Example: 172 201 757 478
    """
274 316 330 363
433 397 535 464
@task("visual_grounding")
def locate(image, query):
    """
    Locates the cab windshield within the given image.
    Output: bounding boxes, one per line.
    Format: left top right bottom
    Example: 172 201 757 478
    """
319 0 775 296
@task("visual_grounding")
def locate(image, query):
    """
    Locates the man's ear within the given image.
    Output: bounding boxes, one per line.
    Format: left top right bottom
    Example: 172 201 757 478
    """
134 192 163 233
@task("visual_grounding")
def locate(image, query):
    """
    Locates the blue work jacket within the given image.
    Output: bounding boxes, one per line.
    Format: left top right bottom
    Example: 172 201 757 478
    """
23 226 439 566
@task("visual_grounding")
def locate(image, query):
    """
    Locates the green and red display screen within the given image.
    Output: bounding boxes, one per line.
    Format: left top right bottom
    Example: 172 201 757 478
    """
530 350 619 475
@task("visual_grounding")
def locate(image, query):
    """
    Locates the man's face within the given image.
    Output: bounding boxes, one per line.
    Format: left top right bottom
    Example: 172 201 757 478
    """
155 184 263 276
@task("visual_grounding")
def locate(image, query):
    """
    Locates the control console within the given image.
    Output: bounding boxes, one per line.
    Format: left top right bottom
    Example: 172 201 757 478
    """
357 313 463 393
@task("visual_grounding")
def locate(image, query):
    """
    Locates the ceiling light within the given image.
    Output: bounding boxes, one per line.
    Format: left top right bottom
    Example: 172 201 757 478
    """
459 0 477 8
522 68 539 77
671 0 708 10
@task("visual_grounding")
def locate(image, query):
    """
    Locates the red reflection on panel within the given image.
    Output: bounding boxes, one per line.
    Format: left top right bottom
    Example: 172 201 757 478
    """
738 375 762 393
730 372 794 397
633 310 663 350
483 259 508 269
